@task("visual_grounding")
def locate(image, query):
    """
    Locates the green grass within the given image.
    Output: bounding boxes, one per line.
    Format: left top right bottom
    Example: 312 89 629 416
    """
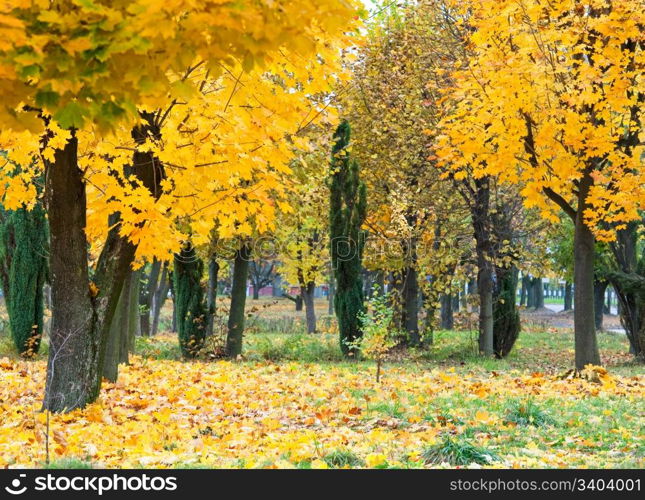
43 458 93 469
422 435 498 466
323 449 365 468
504 398 556 427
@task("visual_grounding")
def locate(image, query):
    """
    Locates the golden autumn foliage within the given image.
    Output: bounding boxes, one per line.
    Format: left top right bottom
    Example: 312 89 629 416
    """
0 1 363 262
436 0 644 241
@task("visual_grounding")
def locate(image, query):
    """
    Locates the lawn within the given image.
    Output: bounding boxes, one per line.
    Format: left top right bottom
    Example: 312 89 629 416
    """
0 328 642 469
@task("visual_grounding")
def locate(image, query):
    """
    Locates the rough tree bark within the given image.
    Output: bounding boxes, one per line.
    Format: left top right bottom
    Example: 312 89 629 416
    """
43 113 164 412
226 243 251 358
103 270 139 382
571 169 601 368
532 277 544 309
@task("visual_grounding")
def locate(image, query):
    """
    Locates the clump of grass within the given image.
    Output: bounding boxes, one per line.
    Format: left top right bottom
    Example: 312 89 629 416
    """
323 449 365 468
422 435 498 466
44 457 93 469
504 398 555 427
370 401 405 419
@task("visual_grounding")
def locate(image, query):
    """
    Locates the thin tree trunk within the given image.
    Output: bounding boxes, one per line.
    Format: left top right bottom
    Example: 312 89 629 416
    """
594 279 608 331
440 294 453 330
451 292 460 313
532 277 544 309
122 270 140 363
139 259 161 336
564 281 573 311
402 265 420 346
206 257 219 336
226 243 251 358
328 268 335 315
301 281 317 334
103 272 127 383
478 266 494 355
151 262 169 336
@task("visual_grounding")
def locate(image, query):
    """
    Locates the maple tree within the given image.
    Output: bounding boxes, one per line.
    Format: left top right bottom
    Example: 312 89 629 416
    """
436 0 644 369
0 1 360 411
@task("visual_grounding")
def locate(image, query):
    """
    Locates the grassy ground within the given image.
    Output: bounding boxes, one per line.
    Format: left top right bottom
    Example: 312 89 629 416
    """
0 321 642 469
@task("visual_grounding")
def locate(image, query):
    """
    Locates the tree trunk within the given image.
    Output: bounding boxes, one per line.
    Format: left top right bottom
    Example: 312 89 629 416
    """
252 286 260 300
423 293 435 345
103 270 139 381
139 259 161 336
42 114 164 412
169 271 177 333
604 287 611 314
206 257 219 336
564 281 573 311
295 294 303 311
401 265 420 346
532 277 544 309
467 278 478 312
572 171 600 369
594 279 608 331
151 263 170 336
478 266 495 355
226 243 251 358
328 268 335 315
301 281 317 334
471 177 494 356
440 294 453 330
43 135 132 412
122 270 140 363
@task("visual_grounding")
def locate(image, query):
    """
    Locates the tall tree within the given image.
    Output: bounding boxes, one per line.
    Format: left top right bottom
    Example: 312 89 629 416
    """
329 120 367 356
437 0 643 369
0 192 48 357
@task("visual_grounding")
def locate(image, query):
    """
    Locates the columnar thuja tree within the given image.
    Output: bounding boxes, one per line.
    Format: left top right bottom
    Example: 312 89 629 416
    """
0 1 359 411
437 0 644 369
329 120 367 356
0 184 48 356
